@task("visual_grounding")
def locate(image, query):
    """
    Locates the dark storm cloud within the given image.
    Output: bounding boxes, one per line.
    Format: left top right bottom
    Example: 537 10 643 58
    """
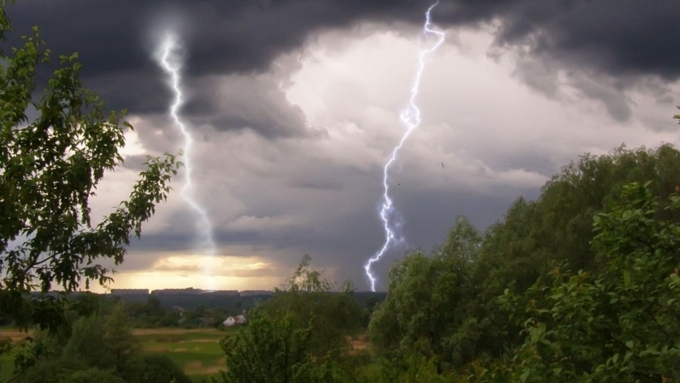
493 1 680 79
5 0 679 129
182 74 309 138
479 0 680 121
3 0 429 119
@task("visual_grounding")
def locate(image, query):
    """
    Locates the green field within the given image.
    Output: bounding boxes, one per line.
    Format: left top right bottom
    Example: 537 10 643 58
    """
134 327 236 382
0 353 13 382
0 328 30 382
0 327 238 383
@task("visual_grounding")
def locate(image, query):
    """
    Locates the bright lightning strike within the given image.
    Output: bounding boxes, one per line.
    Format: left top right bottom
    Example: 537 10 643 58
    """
156 34 217 287
364 1 445 292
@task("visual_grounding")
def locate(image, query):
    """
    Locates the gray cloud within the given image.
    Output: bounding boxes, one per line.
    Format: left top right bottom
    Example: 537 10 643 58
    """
5 0 679 126
5 0 680 291
184 74 309 138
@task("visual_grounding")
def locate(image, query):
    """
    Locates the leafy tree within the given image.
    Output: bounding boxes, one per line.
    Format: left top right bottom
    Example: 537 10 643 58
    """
258 255 362 358
64 368 126 383
62 315 111 370
364 142 680 381
14 302 156 382
144 294 164 318
104 303 141 377
61 303 140 377
14 359 66 383
487 144 680 278
138 355 191 383
369 217 482 371
447 144 680 368
0 0 180 334
218 310 320 383
218 255 362 383
491 182 680 382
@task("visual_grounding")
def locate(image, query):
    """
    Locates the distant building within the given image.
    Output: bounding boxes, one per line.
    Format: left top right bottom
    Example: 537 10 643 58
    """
223 314 247 327
239 290 274 296
206 290 239 296
110 289 149 296
152 287 203 295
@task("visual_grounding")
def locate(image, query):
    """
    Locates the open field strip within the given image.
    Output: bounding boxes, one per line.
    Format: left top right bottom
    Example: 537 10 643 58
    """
135 327 236 382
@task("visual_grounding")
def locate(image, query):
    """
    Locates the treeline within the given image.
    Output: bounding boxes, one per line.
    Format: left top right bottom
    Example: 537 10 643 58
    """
112 292 271 312
122 294 235 329
113 290 384 329
215 144 680 382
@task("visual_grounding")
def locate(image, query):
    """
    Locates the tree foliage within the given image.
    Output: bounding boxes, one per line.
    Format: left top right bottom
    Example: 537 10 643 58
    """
368 144 680 381
12 302 190 383
218 255 362 383
218 310 320 383
257 255 362 358
369 216 482 370
138 355 192 383
490 182 680 382
0 0 180 332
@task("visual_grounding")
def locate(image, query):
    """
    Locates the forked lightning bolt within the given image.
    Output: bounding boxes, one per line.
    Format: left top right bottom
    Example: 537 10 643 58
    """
364 1 445 292
157 34 217 282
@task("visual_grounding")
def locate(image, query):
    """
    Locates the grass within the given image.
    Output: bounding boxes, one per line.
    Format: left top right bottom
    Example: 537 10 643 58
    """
0 353 14 382
135 327 238 382
0 327 31 382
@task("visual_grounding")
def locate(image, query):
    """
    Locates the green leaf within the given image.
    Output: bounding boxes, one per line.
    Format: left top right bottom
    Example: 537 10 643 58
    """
520 370 530 382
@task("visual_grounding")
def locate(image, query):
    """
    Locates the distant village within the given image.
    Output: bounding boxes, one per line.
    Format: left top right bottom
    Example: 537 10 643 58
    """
105 288 276 328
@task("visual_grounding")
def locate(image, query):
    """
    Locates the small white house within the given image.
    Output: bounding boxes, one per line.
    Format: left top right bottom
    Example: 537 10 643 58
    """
223 315 247 327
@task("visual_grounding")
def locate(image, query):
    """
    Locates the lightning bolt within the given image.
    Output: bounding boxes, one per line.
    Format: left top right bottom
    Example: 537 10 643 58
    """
364 1 445 292
156 34 217 287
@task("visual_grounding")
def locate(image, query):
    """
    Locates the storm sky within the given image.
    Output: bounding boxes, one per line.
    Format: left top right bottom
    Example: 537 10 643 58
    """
6 0 680 291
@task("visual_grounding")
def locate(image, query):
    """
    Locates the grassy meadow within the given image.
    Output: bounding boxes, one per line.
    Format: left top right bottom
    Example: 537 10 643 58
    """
0 328 32 382
134 327 235 382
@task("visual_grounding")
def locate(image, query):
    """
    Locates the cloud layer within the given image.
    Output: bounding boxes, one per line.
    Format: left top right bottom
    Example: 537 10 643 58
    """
4 1 680 290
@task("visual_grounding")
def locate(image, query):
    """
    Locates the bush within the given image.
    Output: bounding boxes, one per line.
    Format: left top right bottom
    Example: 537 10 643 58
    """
139 354 192 383
65 368 126 383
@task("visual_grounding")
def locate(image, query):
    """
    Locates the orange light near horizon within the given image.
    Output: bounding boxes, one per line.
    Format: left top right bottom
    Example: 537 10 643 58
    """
87 254 283 293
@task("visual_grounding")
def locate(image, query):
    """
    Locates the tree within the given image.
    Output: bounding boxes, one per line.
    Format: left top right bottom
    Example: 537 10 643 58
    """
258 255 362 358
0 0 180 332
63 368 126 383
59 303 141 379
369 217 482 371
476 145 680 288
218 310 320 383
144 295 164 318
217 255 361 383
14 303 193 383
491 182 680 382
453 144 680 369
138 355 191 383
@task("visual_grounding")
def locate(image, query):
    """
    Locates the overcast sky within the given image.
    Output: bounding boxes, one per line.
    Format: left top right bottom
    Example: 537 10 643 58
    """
6 0 680 292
